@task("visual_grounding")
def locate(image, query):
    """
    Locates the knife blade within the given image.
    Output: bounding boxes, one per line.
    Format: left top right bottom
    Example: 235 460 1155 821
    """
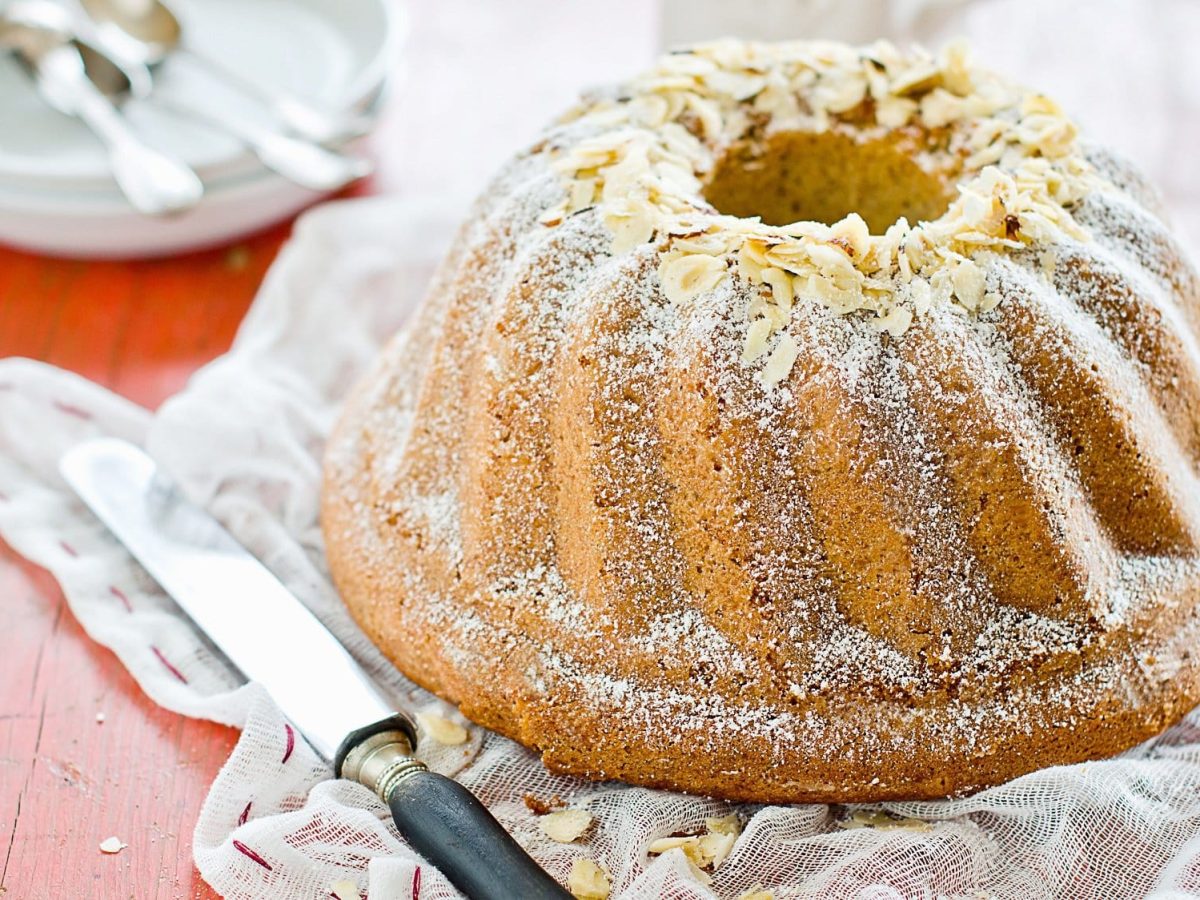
60 437 570 900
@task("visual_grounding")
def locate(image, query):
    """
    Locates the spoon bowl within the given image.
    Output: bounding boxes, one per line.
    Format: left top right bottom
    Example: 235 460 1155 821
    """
77 0 370 143
78 0 180 64
75 38 134 100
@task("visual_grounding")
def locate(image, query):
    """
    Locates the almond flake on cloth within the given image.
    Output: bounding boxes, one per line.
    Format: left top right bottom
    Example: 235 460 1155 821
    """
540 809 594 844
569 858 611 899
417 709 470 746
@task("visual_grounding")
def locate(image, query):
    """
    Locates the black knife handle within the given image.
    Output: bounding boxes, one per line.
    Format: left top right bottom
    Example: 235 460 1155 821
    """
388 768 571 900
337 722 570 900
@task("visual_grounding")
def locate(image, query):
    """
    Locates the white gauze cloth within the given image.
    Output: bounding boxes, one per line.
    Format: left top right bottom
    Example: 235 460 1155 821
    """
5 194 1200 900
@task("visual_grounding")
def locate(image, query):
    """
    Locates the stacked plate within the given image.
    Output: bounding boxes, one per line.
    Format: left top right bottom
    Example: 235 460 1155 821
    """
0 0 402 258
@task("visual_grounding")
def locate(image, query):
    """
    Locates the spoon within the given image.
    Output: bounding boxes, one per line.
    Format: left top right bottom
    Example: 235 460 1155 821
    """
0 2 203 215
74 41 373 193
77 0 371 145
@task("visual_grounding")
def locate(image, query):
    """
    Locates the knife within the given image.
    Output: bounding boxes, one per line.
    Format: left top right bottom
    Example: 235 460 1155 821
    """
59 437 571 900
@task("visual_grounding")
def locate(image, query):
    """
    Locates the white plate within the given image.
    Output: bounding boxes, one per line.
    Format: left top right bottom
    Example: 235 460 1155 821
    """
0 0 399 188
0 0 401 258
0 157 341 257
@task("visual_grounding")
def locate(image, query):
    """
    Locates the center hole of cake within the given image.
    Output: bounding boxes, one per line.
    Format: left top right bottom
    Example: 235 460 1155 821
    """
702 131 954 234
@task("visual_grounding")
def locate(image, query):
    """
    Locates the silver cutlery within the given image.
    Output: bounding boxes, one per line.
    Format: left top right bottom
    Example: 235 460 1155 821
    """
2 1 203 216
75 42 373 193
60 438 572 900
77 0 370 145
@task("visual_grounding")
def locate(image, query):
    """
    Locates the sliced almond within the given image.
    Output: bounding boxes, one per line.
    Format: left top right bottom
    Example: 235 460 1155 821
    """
837 809 933 831
760 267 794 310
705 814 742 837
540 809 593 844
950 258 986 311
648 815 742 871
698 831 738 869
659 254 728 304
568 858 610 900
537 37 1095 382
761 333 799 387
416 711 468 746
647 835 695 855
742 317 774 363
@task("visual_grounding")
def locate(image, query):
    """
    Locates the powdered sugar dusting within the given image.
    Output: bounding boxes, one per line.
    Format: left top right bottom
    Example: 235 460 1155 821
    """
322 40 1200 802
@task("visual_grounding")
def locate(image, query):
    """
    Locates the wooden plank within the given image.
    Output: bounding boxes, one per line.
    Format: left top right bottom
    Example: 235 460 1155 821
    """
0 546 238 899
0 229 283 897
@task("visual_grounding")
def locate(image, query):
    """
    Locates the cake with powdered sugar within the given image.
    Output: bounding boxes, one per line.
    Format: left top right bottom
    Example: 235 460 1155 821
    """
322 39 1200 802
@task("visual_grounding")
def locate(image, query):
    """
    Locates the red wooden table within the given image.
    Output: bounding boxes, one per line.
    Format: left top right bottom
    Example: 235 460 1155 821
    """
0 227 289 899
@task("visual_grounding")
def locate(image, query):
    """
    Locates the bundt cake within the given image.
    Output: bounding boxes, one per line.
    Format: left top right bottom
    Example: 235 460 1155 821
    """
322 39 1200 802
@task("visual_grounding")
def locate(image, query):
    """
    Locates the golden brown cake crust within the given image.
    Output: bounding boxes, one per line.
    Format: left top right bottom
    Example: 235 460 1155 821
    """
321 40 1200 803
